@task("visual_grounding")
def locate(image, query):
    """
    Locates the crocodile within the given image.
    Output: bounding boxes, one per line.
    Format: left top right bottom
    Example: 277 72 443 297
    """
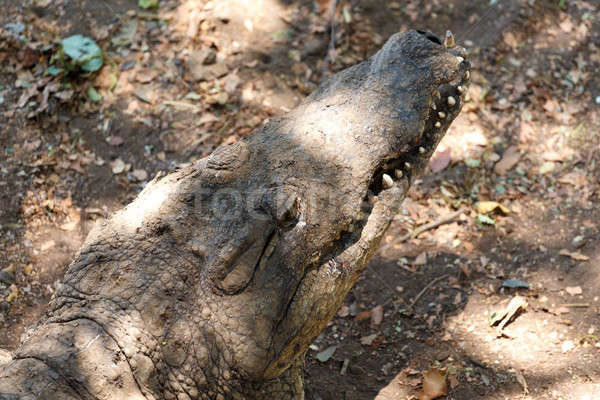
0 29 470 400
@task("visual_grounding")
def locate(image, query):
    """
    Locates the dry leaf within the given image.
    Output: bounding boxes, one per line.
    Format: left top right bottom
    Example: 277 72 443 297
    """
475 201 509 214
108 136 124 146
337 305 349 318
40 240 56 252
494 145 520 174
414 252 428 266
60 212 81 231
371 305 383 327
418 368 447 400
514 369 529 394
559 249 589 261
354 310 371 323
565 286 583 296
360 334 378 346
490 295 527 331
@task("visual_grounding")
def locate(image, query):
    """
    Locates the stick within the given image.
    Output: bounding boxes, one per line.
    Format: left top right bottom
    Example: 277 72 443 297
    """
380 209 464 252
409 274 449 309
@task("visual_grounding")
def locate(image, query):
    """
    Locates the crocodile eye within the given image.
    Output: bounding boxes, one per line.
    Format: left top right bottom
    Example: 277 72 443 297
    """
416 30 442 45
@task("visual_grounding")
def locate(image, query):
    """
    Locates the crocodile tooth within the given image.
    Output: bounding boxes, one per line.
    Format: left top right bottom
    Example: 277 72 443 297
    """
447 96 456 106
457 85 465 94
444 30 455 48
404 162 411 169
435 121 442 128
431 103 437 110
382 173 393 189
457 56 465 63
438 111 446 118
419 147 426 154
465 70 470 80
394 169 403 179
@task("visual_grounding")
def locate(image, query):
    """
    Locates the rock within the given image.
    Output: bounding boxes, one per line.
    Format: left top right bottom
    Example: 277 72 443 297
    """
189 48 217 66
302 38 325 57
223 73 241 94
188 56 229 82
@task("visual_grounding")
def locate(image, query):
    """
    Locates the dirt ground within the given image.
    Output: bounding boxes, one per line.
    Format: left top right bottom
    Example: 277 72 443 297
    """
1 0 599 399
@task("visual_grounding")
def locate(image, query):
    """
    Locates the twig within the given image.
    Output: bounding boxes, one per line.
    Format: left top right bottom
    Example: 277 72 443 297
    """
560 303 591 308
409 274 449 309
380 209 465 252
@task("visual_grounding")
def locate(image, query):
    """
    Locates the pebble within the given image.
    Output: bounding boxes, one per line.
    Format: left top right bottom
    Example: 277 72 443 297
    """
595 95 600 105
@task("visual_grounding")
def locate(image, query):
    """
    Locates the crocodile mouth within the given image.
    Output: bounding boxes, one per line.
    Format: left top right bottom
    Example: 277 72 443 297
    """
369 30 471 197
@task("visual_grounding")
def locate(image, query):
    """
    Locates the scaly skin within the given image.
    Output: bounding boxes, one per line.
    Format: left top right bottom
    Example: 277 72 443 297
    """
0 30 470 400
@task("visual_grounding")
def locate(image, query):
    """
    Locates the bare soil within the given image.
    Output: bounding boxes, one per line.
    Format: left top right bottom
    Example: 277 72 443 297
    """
1 1 599 399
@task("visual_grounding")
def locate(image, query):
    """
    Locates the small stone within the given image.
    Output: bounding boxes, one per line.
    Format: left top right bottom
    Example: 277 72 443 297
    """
132 169 148 181
189 48 216 66
223 73 240 94
111 158 126 174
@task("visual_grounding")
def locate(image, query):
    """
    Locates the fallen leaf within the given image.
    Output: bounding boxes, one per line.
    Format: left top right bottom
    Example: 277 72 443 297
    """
539 161 555 174
514 369 528 394
354 310 371 323
565 286 583 296
494 146 520 174
414 252 427 266
108 136 124 146
41 240 56 252
371 305 383 327
559 249 589 261
337 305 349 317
315 345 336 362
502 279 530 289
558 171 587 186
476 201 509 214
490 295 527 331
418 368 447 400
60 216 81 231
87 86 102 102
6 285 18 302
199 113 219 125
360 334 378 346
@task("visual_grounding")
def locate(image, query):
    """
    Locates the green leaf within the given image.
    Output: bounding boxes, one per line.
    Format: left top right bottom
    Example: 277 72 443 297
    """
184 92 202 100
465 159 481 168
315 345 336 362
138 0 158 9
61 35 103 72
502 279 530 289
111 20 139 47
477 213 495 225
47 65 63 76
87 87 102 102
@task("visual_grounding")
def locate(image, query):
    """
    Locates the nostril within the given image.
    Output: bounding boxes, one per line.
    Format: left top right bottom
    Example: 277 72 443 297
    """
416 30 442 45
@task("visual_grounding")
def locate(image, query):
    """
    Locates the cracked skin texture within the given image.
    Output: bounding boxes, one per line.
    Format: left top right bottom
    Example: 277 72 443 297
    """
0 30 470 400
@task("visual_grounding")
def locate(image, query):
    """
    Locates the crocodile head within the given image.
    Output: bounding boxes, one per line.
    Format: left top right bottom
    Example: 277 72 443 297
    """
28 29 470 399
183 29 472 394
